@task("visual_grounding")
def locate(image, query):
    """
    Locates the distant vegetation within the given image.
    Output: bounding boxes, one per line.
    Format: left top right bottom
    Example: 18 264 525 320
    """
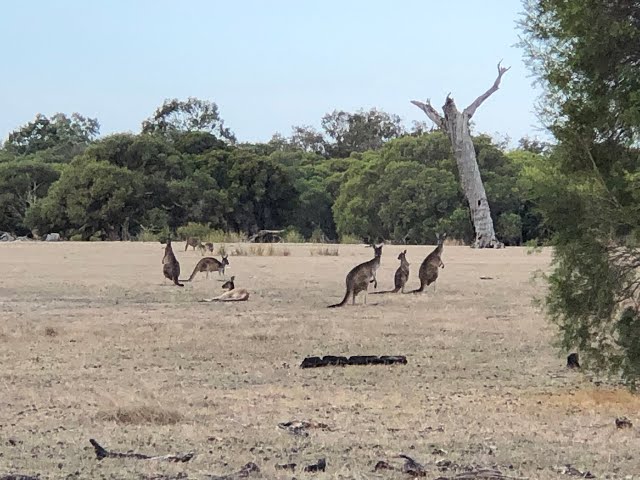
0 98 552 245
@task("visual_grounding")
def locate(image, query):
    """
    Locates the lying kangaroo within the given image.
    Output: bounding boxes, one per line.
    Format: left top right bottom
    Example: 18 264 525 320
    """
372 250 410 294
182 255 230 282
162 238 184 287
185 237 202 252
328 244 383 308
411 233 446 293
201 288 249 302
221 275 235 291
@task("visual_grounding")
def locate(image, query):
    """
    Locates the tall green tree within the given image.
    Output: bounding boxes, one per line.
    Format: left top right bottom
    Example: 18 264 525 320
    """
141 97 236 143
521 0 640 386
3 113 99 157
26 157 144 240
0 161 60 235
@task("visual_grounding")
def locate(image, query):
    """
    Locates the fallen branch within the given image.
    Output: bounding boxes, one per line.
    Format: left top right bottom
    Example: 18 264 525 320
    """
303 458 326 473
89 439 194 463
300 355 407 368
248 230 284 243
0 475 40 480
435 470 528 480
277 420 331 436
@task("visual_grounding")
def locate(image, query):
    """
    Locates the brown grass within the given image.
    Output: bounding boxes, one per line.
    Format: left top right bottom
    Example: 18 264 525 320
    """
1 242 638 479
229 244 291 256
310 246 339 256
96 405 183 425
44 326 58 337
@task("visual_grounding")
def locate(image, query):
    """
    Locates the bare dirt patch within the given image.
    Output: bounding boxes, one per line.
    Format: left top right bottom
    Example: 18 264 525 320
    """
0 242 638 479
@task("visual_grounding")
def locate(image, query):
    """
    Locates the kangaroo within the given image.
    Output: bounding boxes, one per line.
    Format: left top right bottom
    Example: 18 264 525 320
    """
201 288 250 302
185 237 202 252
221 275 235 291
328 244 383 308
205 242 214 253
162 238 184 287
411 233 446 293
182 255 230 282
372 250 410 294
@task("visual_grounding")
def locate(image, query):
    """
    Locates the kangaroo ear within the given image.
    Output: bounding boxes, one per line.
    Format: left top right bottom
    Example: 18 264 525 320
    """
403 249 407 254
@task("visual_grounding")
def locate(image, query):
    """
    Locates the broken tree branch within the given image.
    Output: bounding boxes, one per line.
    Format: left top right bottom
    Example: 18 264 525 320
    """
89 439 194 463
464 60 511 119
410 100 445 129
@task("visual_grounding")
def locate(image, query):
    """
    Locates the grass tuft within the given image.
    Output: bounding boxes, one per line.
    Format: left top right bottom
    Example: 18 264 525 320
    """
96 405 183 425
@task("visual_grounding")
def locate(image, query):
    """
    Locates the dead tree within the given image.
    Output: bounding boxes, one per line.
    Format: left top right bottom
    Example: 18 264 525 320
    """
411 62 510 248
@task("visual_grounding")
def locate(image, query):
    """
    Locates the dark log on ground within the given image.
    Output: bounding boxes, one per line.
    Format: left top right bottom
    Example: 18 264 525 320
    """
275 463 296 472
0 475 40 480
322 355 349 365
300 355 407 368
303 458 326 473
300 356 327 368
89 439 194 462
399 454 427 477
247 230 284 243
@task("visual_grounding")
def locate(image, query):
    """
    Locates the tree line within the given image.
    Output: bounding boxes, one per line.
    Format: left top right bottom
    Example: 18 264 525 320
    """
0 97 551 245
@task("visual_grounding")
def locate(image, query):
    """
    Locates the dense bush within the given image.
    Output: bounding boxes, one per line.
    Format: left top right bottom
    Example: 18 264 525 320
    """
0 102 551 245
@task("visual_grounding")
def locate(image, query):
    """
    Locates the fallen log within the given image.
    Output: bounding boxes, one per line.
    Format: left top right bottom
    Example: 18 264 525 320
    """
0 475 40 480
89 439 194 463
300 355 407 368
247 230 284 243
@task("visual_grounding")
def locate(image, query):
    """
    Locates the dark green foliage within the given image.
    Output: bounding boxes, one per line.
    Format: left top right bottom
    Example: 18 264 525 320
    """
3 113 99 159
0 102 551 247
25 157 145 240
0 161 60 235
521 0 640 386
332 133 538 245
141 97 235 143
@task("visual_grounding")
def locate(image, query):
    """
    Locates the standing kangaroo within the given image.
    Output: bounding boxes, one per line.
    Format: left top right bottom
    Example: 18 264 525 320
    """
372 250 410 294
328 244 383 308
162 238 184 287
182 255 230 282
205 242 214 253
185 237 202 252
411 233 446 293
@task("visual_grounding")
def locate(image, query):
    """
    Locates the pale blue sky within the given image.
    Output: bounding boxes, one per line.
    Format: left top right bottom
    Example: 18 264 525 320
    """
0 1 544 145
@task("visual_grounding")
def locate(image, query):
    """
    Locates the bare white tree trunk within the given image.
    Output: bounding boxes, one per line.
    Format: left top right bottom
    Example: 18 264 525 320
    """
411 62 510 248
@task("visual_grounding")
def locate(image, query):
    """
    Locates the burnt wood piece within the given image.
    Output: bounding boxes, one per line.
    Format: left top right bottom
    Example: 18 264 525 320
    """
300 355 407 368
89 439 194 463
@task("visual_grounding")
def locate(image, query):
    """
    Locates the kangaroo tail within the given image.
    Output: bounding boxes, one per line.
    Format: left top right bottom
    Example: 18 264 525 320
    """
173 275 184 287
409 284 425 294
181 264 199 283
371 288 399 295
327 289 350 308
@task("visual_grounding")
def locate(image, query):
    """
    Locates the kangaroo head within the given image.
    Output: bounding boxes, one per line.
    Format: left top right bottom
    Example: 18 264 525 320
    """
372 243 383 258
397 250 407 260
221 254 230 266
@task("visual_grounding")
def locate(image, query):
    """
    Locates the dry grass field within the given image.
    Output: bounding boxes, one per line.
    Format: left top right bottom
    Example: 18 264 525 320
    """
1 242 639 479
